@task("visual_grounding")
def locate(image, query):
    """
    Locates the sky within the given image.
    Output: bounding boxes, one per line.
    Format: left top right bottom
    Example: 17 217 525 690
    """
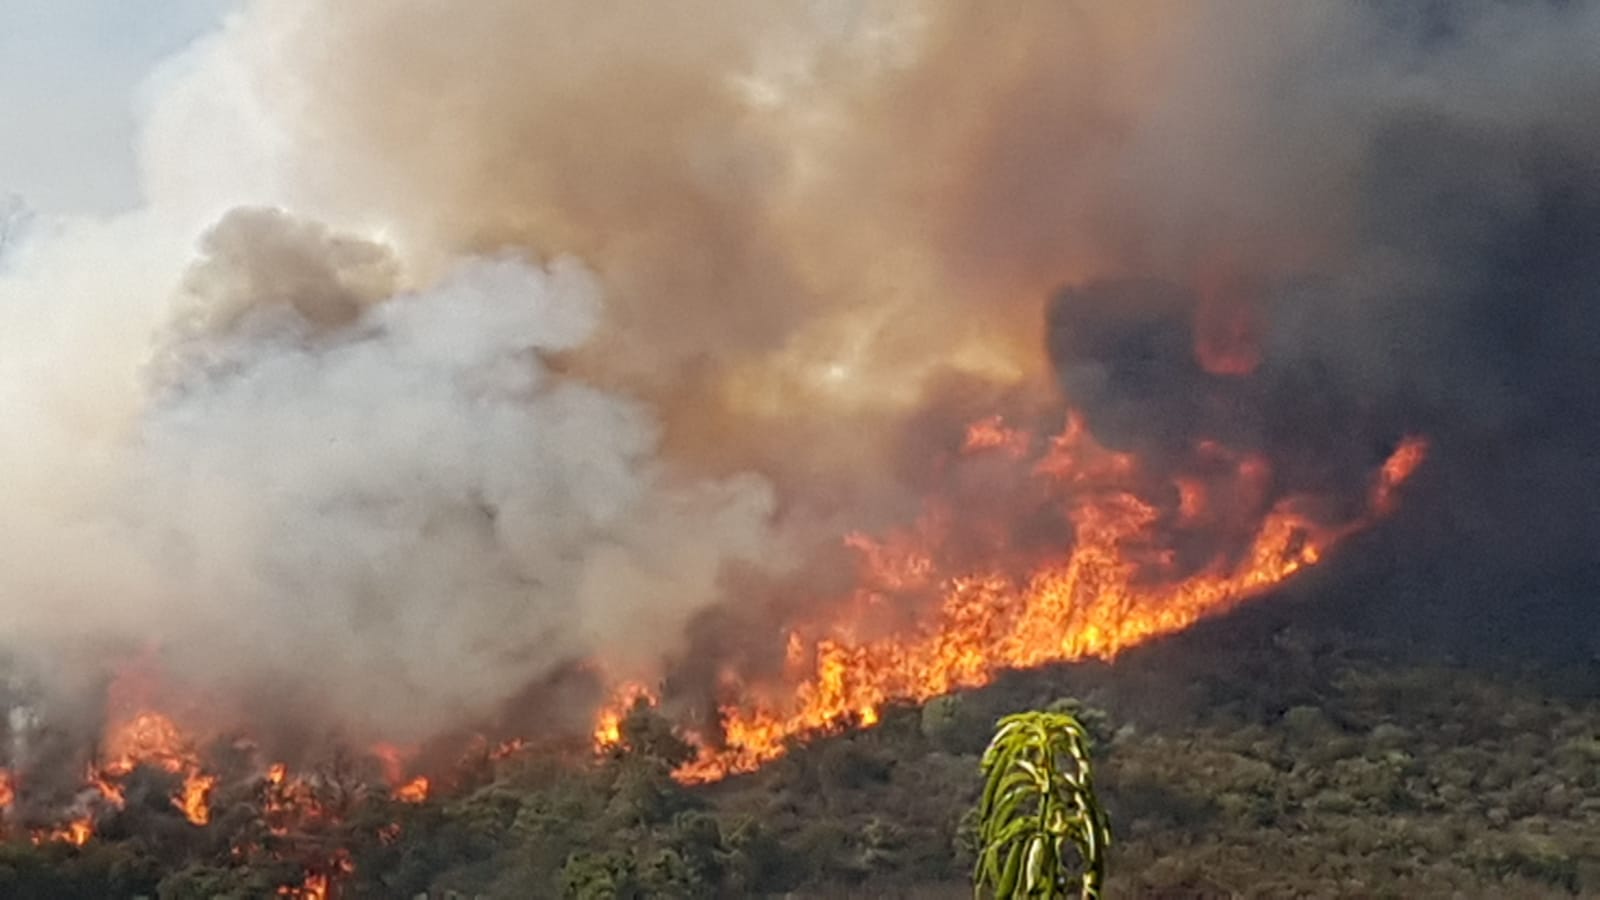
0 0 234 214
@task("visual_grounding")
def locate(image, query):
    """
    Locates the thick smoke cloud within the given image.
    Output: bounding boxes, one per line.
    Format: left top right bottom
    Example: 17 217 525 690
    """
3 0 1600 753
141 213 783 737
1 208 781 743
271 0 1600 586
1036 1 1600 591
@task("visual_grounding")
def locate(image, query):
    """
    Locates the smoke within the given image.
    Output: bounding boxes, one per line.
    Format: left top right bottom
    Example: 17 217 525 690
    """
275 0 1600 605
4 0 1600 756
2 207 781 742
1032 1 1600 586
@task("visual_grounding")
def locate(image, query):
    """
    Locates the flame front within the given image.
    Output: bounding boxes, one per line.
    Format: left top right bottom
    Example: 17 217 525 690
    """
601 419 1428 783
96 711 216 825
10 411 1427 900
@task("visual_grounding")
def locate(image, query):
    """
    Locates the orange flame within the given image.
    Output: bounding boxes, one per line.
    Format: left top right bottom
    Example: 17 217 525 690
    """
32 818 94 847
180 772 218 825
261 762 328 836
963 415 1031 459
16 708 218 844
1373 435 1429 513
257 764 359 895
592 681 657 750
394 776 429 804
489 737 528 761
279 873 331 900
96 711 215 825
599 420 1428 783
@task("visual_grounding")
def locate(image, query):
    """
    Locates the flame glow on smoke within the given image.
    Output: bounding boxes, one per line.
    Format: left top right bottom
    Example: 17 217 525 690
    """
94 712 215 825
0 414 1425 848
598 418 1428 782
39 4 1600 897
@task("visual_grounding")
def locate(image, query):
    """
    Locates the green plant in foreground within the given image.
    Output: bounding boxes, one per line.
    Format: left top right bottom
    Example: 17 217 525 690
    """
974 711 1111 899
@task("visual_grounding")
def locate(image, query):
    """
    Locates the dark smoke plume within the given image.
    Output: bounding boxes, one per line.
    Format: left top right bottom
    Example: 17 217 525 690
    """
1045 1 1600 628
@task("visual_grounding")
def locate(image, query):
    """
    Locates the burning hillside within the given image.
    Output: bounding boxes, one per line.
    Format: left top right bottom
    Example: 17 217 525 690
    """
598 422 1426 783
2 0 1599 895
0 409 1426 862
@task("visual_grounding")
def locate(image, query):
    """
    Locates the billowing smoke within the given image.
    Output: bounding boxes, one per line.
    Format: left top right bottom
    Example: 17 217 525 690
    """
3 0 1599 765
1 206 781 746
259 0 1600 521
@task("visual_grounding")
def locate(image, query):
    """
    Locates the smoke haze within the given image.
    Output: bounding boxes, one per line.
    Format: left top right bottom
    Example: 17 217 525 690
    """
3 0 1599 748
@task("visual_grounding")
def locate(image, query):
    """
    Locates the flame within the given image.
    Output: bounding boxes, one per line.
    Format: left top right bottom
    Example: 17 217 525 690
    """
369 741 430 802
96 711 215 825
32 818 94 847
592 681 656 750
600 419 1428 783
261 762 328 836
8 415 1426 887
25 709 220 844
317 853 355 898
489 737 528 760
66 818 93 846
278 857 352 900
256 762 362 896
13 687 395 899
1373 435 1429 513
963 415 1031 459
181 772 218 825
279 873 331 900
394 775 429 803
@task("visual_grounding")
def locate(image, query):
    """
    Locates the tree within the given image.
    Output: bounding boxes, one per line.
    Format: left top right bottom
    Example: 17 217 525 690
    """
973 711 1111 899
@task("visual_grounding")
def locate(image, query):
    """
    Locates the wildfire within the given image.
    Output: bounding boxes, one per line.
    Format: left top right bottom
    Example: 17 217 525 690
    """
1373 435 1429 513
8 411 1425 900
278 874 331 900
97 711 216 825
394 776 429 803
261 762 330 836
32 818 94 847
593 681 656 747
278 863 349 900
600 417 1428 783
277 848 355 900
16 709 221 846
489 737 528 760
962 414 1032 459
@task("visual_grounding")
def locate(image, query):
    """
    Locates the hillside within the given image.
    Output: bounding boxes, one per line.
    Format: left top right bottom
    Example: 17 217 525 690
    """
12 564 1596 899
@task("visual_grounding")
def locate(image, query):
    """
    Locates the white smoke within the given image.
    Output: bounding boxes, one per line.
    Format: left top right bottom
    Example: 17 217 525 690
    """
1 208 780 739
143 220 779 734
0 6 787 738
